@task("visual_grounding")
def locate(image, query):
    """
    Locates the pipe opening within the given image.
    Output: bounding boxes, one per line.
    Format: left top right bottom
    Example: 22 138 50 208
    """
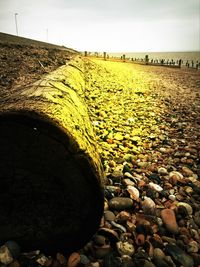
0 114 104 254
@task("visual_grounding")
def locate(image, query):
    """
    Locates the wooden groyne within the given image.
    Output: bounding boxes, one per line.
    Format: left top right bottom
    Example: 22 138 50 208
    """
0 56 104 254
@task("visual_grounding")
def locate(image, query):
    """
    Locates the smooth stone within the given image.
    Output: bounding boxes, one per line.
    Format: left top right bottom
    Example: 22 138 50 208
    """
67 252 80 267
168 194 176 201
116 241 135 256
127 185 140 201
184 186 193 195
109 197 133 210
104 210 116 221
190 229 200 241
160 147 167 153
160 209 179 234
116 211 131 223
114 132 124 141
163 255 176 267
177 202 193 215
153 248 165 261
123 178 135 186
158 167 168 175
0 246 13 265
141 197 156 215
124 172 139 184
169 171 183 180
149 182 163 192
165 243 194 267
93 235 106 246
182 166 194 176
94 244 111 259
187 240 199 253
36 254 49 266
136 234 145 246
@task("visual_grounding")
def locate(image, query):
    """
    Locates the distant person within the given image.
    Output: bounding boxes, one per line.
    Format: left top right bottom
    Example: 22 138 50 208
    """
178 59 182 68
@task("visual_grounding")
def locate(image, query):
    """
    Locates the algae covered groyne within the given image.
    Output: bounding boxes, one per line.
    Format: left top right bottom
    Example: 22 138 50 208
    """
0 56 105 254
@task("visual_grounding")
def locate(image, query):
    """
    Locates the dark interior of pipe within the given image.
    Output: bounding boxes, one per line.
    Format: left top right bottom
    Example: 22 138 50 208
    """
0 114 104 254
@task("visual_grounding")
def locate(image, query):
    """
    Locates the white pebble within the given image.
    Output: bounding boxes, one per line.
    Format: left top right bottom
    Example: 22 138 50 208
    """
149 182 163 192
169 195 176 201
158 167 168 175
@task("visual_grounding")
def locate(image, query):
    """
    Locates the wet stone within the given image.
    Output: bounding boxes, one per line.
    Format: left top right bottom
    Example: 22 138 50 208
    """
104 210 116 221
93 235 107 246
109 197 133 210
141 197 156 215
0 245 13 265
153 248 165 261
165 243 194 267
158 167 168 175
160 209 179 234
67 252 80 267
116 241 135 256
187 240 199 253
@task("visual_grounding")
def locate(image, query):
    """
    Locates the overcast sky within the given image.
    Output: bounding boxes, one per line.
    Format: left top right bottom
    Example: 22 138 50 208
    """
0 0 199 52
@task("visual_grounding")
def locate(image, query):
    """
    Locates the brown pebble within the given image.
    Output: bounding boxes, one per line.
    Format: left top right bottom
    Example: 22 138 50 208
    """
116 211 131 223
153 247 165 260
67 252 80 267
94 244 111 259
136 234 146 246
169 175 178 185
161 209 179 234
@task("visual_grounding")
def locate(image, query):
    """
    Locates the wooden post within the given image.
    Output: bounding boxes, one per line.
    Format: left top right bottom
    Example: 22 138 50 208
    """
0 56 104 254
145 55 149 65
103 52 106 60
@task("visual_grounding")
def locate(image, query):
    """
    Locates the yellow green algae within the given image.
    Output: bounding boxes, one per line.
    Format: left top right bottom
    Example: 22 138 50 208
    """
82 58 200 178
83 59 164 162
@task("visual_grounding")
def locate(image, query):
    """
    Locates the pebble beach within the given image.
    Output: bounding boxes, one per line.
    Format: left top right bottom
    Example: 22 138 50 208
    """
1 57 200 267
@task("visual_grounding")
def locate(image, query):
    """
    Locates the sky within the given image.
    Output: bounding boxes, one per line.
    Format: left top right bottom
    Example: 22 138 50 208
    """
0 0 199 52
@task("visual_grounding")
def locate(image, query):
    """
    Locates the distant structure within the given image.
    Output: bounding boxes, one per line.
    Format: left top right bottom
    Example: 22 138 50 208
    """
145 55 149 65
